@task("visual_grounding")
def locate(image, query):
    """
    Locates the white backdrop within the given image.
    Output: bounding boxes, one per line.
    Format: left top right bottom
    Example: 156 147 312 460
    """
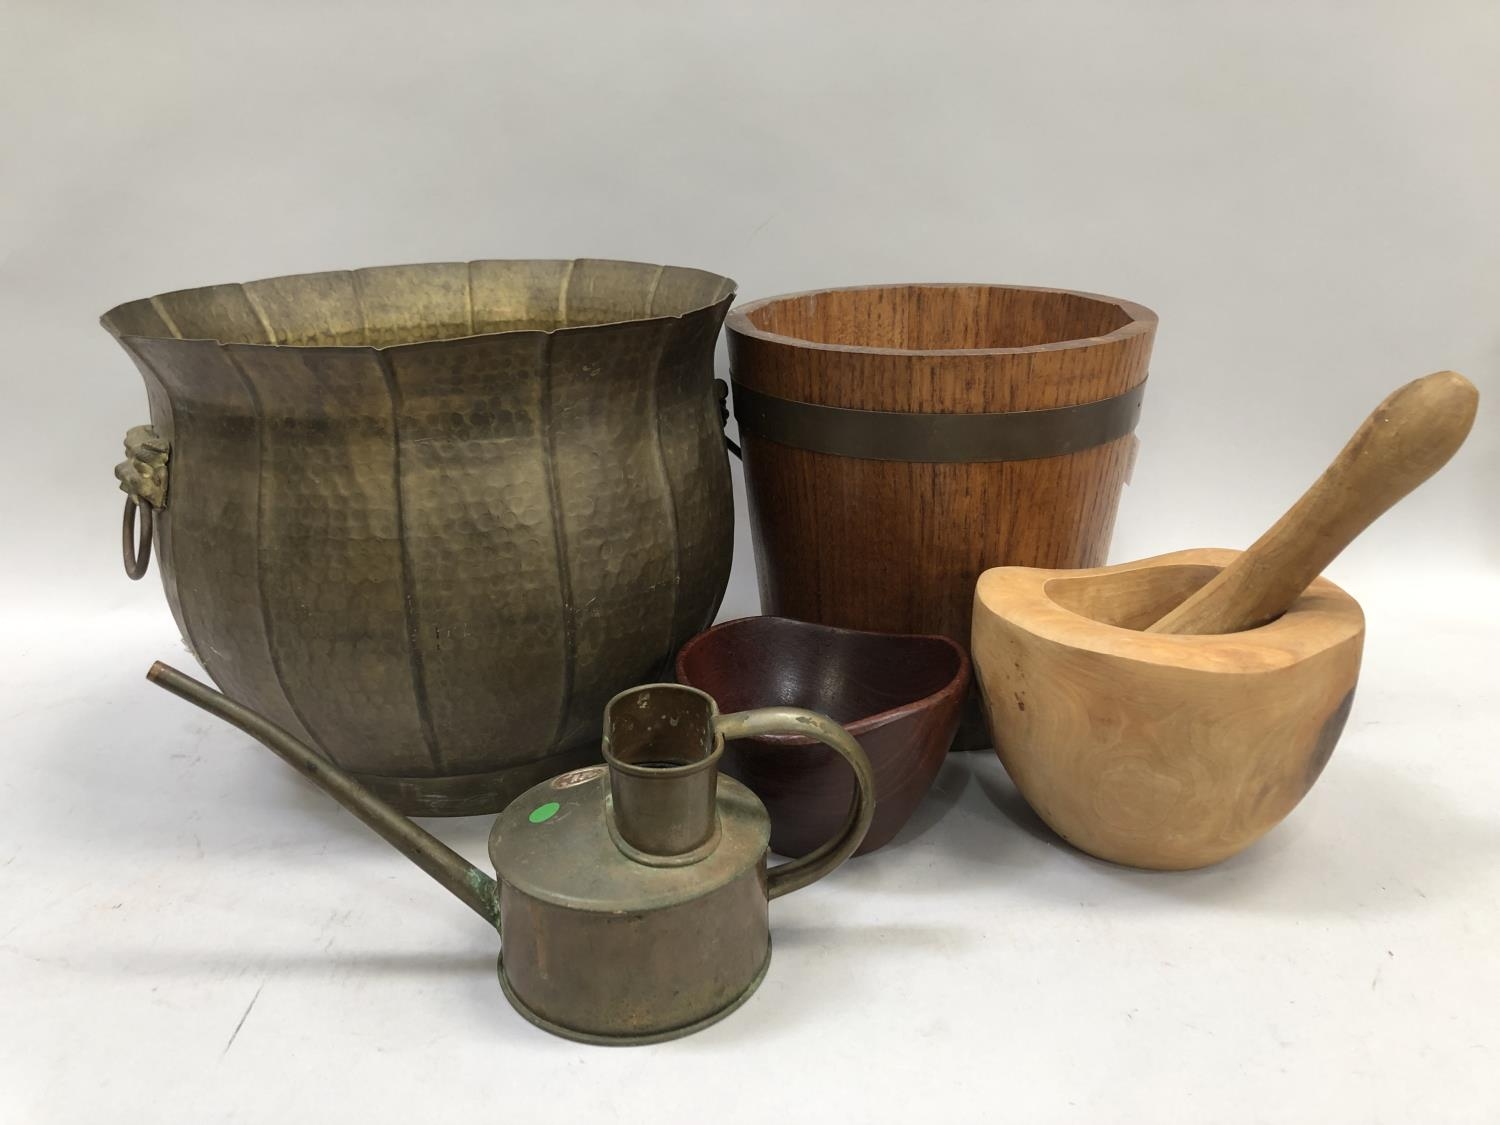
3 2 1497 1122
3 0 1495 608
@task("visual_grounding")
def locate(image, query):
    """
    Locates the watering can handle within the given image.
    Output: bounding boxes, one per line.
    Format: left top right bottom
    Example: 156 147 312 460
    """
115 424 170 580
713 707 875 900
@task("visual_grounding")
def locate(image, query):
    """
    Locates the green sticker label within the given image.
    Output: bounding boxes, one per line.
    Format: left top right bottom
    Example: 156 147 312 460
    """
528 801 561 824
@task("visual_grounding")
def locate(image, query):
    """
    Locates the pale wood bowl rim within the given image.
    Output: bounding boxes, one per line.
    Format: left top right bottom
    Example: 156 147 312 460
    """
974 547 1366 674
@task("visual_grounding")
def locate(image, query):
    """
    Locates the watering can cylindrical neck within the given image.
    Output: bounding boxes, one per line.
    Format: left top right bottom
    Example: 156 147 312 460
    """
602 685 723 859
146 663 500 927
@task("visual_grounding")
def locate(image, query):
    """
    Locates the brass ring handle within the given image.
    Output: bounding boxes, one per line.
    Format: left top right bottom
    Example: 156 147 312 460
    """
713 707 875 900
122 495 153 580
115 424 170 581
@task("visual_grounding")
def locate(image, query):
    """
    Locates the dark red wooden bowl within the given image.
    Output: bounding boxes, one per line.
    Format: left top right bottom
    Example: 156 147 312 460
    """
675 616 970 857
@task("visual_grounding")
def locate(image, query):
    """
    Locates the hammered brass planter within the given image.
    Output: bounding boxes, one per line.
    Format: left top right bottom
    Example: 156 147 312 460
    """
107 260 737 815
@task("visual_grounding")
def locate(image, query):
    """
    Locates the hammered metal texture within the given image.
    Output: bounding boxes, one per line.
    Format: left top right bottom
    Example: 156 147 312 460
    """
104 260 737 815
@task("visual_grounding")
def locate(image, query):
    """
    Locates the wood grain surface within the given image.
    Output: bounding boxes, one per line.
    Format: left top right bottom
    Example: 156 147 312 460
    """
1149 371 1479 635
727 284 1157 652
676 616 968 857
972 548 1365 869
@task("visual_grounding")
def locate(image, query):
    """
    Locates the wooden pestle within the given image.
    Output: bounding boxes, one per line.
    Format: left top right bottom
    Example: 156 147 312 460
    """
1148 371 1479 635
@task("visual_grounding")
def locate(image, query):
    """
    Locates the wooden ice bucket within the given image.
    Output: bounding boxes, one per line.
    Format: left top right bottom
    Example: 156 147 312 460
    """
726 283 1156 747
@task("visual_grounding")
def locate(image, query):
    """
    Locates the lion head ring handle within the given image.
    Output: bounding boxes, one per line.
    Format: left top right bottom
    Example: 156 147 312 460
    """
115 385 740 582
115 425 169 580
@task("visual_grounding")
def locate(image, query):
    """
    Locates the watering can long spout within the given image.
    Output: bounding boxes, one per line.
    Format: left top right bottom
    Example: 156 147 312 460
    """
147 662 500 928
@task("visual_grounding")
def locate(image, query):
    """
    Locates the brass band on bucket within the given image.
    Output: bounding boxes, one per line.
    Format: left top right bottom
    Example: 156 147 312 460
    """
730 379 1146 464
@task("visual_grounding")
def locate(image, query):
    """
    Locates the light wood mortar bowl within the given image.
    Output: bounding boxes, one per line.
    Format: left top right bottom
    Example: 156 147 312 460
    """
972 548 1364 870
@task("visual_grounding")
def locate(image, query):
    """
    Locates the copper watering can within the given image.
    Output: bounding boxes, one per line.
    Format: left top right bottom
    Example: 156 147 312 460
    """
148 662 875 1045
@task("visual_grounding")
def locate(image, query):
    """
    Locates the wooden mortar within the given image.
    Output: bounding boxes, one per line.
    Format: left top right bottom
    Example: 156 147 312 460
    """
975 548 1362 868
972 371 1478 869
